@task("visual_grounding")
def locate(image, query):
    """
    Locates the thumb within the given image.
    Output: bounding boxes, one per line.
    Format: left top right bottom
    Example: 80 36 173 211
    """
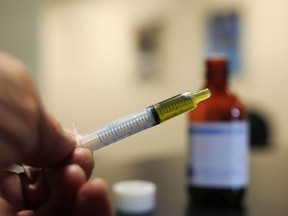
22 110 76 168
0 52 75 170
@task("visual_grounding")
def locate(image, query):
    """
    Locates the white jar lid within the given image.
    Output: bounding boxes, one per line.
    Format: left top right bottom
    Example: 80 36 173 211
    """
112 180 157 214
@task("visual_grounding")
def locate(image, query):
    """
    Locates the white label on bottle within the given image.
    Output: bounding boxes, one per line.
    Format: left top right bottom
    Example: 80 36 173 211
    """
188 122 249 188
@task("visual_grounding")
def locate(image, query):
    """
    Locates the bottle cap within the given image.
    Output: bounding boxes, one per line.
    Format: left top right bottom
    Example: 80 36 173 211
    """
112 180 157 214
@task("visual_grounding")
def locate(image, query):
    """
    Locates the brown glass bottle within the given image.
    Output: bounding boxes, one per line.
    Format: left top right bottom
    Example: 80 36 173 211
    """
187 56 249 207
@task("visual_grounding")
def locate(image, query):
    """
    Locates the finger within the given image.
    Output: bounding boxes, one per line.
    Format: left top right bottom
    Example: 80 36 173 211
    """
6 148 94 212
63 147 94 179
0 53 40 165
23 116 76 168
0 172 24 211
1 170 50 212
0 140 18 177
36 164 86 216
75 178 113 216
19 169 50 210
0 53 75 170
35 147 94 192
0 197 16 216
17 210 36 216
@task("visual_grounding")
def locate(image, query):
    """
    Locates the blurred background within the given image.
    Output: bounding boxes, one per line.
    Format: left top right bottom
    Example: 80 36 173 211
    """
0 0 287 167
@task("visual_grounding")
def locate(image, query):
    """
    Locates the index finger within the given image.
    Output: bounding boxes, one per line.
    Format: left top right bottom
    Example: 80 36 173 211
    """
0 53 75 169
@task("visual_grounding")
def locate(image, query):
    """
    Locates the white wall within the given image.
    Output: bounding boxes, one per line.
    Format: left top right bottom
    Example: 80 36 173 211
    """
0 0 39 79
39 0 288 166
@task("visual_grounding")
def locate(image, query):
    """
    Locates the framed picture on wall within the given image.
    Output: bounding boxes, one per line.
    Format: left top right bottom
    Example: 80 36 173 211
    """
206 11 242 75
135 20 165 82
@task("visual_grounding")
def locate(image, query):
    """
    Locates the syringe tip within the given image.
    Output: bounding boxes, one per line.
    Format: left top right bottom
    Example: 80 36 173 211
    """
193 88 211 104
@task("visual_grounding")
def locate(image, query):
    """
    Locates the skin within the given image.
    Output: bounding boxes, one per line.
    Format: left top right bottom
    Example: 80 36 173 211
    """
0 52 113 216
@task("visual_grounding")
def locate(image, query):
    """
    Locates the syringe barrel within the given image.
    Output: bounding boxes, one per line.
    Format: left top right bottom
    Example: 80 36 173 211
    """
75 89 211 152
77 107 158 151
153 91 196 123
153 89 210 123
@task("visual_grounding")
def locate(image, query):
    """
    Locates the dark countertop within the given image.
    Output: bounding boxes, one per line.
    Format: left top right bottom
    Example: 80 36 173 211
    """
93 147 288 216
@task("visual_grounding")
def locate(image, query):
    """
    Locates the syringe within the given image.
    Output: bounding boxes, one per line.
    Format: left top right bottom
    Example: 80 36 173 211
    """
16 89 210 180
73 88 211 152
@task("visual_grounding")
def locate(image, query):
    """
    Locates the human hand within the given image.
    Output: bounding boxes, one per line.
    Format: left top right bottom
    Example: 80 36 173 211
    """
0 53 112 216
0 52 75 170
1 147 112 216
